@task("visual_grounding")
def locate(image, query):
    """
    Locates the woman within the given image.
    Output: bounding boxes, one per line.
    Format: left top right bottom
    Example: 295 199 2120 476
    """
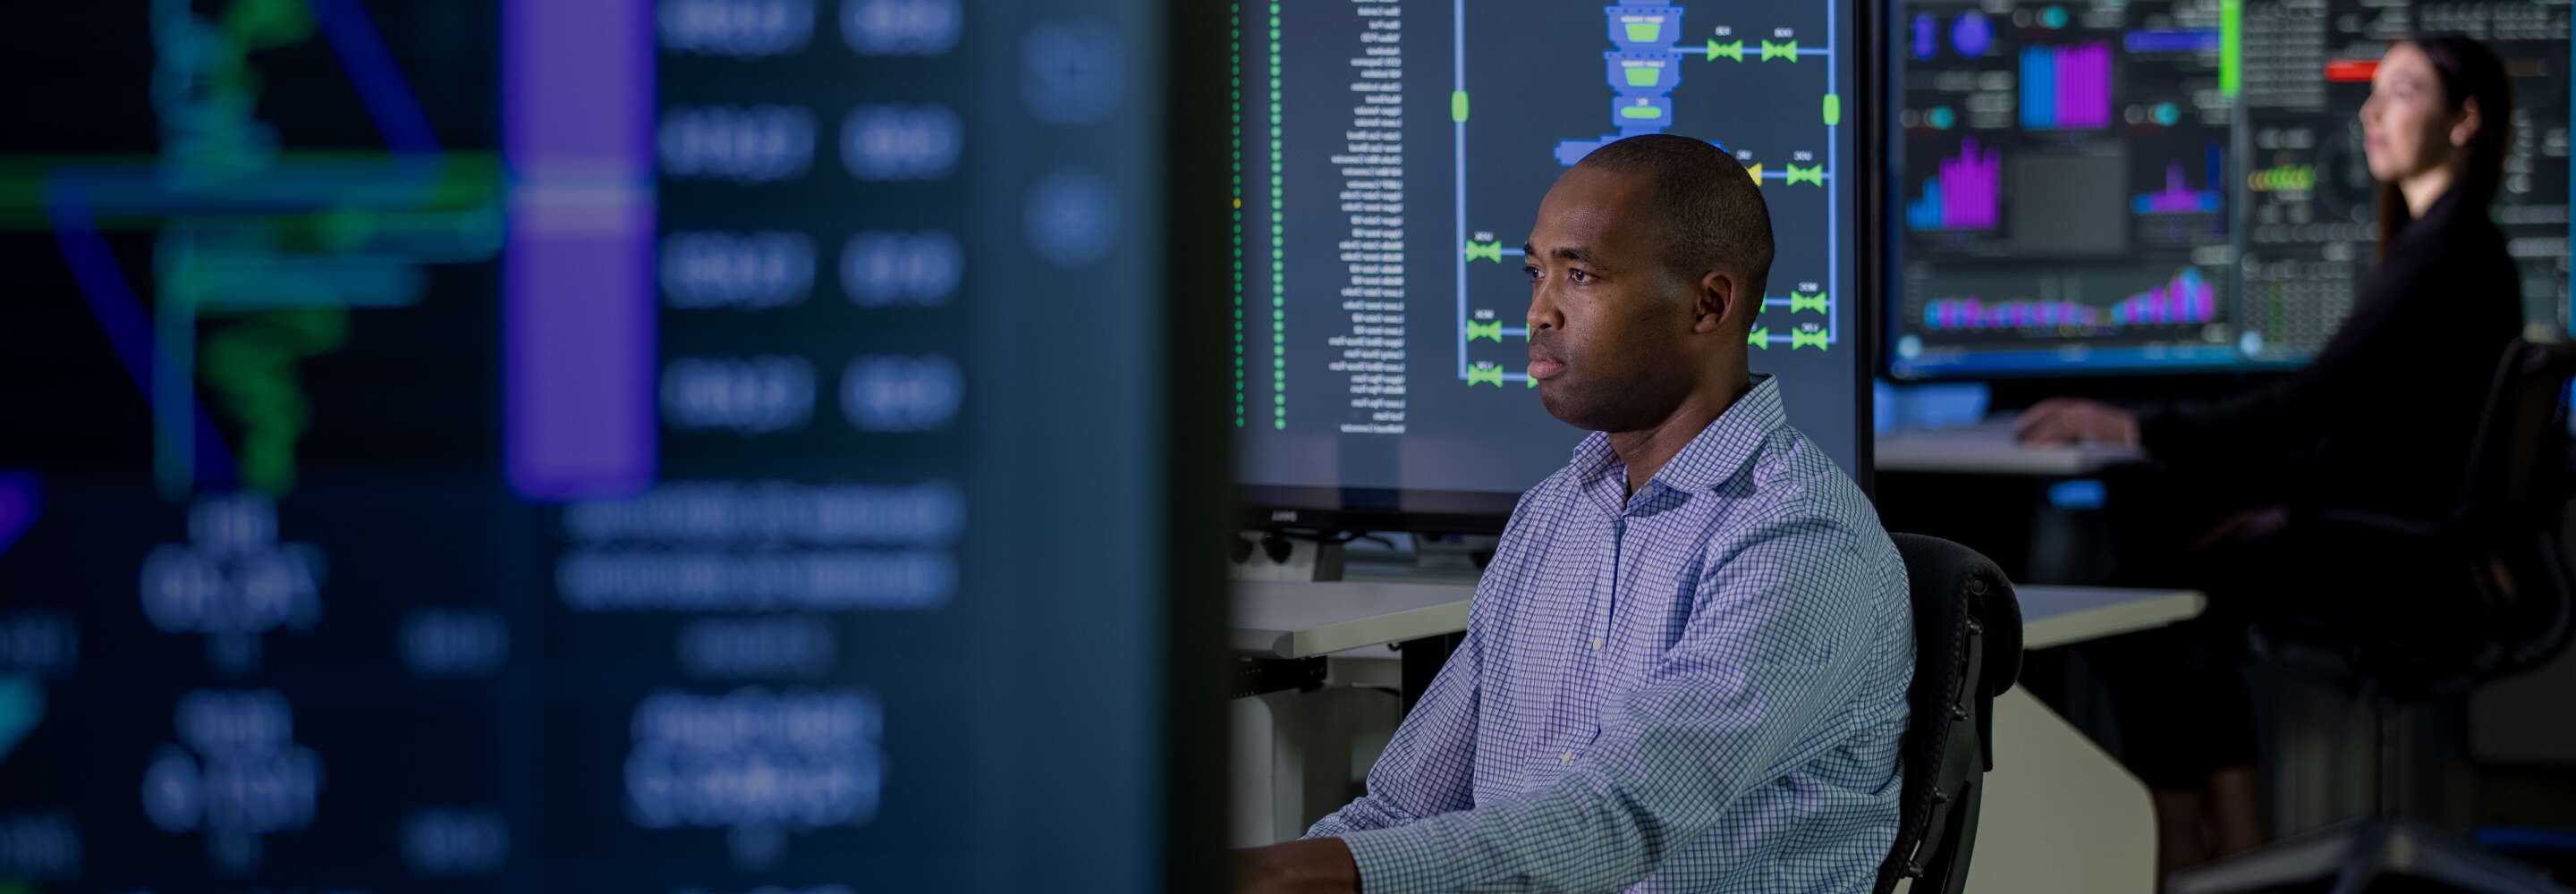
2014 35 2521 875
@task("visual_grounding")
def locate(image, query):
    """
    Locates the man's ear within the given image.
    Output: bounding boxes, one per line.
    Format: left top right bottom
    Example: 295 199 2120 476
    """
1691 269 1735 334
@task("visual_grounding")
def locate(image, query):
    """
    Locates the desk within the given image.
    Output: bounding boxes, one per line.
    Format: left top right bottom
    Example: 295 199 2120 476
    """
2021 585 2204 649
1232 580 1473 659
1228 578 1474 846
1226 578 2206 894
1227 578 2197 671
1875 419 2143 476
1969 586 2205 894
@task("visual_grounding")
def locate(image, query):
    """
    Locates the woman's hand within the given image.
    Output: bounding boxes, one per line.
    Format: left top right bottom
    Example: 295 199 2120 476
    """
2013 398 2141 447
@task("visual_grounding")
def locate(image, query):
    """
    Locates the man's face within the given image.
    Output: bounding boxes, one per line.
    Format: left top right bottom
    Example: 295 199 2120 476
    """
1523 166 1708 433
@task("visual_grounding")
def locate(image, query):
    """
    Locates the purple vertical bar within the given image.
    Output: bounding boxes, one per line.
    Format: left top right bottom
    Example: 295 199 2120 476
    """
504 0 656 501
2055 48 2076 127
2056 43 2109 128
2071 45 2091 127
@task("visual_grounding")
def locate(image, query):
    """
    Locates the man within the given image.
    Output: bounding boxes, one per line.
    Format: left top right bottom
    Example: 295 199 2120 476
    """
1236 134 1914 893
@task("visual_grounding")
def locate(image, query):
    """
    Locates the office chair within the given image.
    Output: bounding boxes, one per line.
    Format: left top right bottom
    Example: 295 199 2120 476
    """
1877 534 2026 894
2169 339 2576 894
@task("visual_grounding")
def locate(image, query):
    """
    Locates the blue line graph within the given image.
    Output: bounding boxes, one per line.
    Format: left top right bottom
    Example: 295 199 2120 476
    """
41 0 494 497
311 0 443 156
48 182 242 491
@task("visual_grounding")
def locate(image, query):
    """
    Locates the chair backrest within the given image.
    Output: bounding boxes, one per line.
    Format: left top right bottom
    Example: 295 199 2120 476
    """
2453 338 2576 681
1877 534 2025 894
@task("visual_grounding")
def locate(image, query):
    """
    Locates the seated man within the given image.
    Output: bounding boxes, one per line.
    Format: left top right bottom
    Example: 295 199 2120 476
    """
1236 134 1914 893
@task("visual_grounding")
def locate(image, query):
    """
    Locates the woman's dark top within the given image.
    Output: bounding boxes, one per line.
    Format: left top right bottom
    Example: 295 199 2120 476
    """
2138 185 2522 519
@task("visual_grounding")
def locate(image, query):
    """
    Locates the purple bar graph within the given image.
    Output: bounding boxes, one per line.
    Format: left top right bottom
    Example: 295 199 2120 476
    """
1922 298 2103 331
2137 162 2209 212
1937 139 2000 229
2020 42 2111 130
2109 269 2216 325
504 0 657 501
1924 269 2213 331
2131 146 2224 215
1906 139 2001 231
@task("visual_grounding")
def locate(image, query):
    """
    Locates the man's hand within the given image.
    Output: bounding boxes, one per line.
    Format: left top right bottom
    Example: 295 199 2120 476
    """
2014 398 2140 447
1235 838 1360 894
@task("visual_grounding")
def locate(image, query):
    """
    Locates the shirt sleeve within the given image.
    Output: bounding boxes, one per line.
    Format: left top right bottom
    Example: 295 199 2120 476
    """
1334 509 1889 892
1303 487 1546 839
1300 621 1484 838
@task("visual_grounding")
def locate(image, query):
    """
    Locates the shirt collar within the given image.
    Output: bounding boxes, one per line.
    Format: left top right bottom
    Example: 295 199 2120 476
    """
1565 374 1788 500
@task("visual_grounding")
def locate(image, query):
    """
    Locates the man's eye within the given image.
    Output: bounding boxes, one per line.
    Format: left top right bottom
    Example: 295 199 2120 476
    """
1567 268 1591 284
1524 266 1541 282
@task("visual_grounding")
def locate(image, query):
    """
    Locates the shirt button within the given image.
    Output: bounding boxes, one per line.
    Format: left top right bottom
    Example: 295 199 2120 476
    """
1591 637 1604 651
1561 751 1573 763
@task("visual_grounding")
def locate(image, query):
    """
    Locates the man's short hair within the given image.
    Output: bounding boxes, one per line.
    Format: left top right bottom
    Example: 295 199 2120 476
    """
1574 134 1775 324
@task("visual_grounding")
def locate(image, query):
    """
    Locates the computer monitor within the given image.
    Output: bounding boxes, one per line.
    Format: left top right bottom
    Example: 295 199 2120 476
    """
0 0 1213 889
1230 0 1877 532
1884 0 2570 380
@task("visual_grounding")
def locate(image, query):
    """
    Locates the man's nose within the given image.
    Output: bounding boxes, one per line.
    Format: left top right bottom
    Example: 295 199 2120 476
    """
1527 286 1562 333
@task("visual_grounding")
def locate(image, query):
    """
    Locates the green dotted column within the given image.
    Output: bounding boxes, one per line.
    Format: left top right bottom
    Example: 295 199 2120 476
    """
1267 1 1285 430
1230 3 1246 427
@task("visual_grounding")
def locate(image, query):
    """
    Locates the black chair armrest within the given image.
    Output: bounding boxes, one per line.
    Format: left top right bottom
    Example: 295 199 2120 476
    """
2288 507 2450 543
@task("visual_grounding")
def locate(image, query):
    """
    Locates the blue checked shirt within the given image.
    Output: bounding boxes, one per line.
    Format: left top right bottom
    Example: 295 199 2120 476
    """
1306 376 1914 892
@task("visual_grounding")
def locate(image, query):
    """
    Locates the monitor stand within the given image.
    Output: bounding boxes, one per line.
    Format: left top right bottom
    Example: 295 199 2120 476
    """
1228 531 1497 584
1229 532 1347 582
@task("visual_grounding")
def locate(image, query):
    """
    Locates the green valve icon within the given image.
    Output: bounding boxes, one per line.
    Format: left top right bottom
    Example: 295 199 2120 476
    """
1466 320 1505 342
1527 374 1539 390
1706 39 1746 62
1790 291 1828 314
1784 164 1825 186
1451 90 1470 122
1467 364 1505 387
1464 240 1504 262
1823 94 1842 126
1760 39 1799 62
1748 326 1769 349
1792 329 1830 350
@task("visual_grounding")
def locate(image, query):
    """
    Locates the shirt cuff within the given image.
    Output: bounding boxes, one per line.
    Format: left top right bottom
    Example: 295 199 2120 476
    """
1339 820 1461 894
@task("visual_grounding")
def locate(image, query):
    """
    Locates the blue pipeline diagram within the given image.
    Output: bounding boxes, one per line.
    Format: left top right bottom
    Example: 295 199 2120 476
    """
1453 1 1844 386
1551 4 1690 167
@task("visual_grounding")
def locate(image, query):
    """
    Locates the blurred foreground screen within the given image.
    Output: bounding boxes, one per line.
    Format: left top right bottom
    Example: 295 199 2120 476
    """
0 1 1196 890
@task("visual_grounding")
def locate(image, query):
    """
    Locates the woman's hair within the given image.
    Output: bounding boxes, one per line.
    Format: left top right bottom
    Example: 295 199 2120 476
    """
2376 33 2515 252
